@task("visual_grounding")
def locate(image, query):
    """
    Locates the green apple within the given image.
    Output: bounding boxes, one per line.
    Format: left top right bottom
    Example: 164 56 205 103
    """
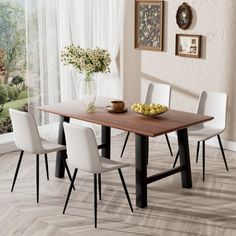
149 109 156 115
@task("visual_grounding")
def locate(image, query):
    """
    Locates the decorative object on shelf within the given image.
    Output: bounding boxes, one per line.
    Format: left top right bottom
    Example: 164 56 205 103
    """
135 0 164 51
175 34 201 58
131 102 168 117
176 2 192 30
61 45 111 112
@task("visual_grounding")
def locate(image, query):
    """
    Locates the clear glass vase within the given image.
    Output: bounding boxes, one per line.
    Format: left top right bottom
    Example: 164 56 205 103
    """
79 73 97 112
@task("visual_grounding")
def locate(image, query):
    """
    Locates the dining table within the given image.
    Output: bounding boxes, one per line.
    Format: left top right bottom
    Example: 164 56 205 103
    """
40 99 213 208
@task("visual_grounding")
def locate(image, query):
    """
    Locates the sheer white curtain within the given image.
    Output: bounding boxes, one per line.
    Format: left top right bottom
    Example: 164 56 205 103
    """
26 0 61 127
58 0 92 102
26 0 125 118
91 0 125 98
59 0 125 101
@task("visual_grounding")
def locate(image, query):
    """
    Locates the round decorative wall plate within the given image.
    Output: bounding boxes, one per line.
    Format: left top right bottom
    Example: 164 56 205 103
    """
176 2 192 30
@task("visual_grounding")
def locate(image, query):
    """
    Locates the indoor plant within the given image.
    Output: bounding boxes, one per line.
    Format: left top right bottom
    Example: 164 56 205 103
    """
61 44 111 111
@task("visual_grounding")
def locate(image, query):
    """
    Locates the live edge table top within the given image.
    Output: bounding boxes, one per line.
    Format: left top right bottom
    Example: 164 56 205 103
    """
40 100 213 137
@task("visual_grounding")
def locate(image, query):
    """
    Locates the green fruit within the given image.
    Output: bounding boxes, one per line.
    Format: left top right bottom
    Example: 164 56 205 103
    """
131 104 136 110
132 102 167 115
150 109 156 115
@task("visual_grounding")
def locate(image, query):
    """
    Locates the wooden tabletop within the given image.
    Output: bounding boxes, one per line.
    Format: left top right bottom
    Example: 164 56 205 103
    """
40 100 213 137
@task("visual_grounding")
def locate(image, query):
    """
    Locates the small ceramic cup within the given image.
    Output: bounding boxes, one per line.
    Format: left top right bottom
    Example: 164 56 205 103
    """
111 100 125 112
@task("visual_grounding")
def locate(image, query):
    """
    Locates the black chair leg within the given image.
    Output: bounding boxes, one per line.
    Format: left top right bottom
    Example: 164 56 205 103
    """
44 154 49 180
63 168 78 214
11 150 24 192
217 135 229 171
165 134 173 156
60 151 75 190
175 141 201 167
94 174 97 228
98 174 101 200
118 169 133 212
36 154 39 203
173 151 179 168
202 141 205 181
196 141 200 163
120 132 130 158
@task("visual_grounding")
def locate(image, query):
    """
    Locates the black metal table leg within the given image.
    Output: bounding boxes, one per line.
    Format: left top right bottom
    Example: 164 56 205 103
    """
101 126 111 159
55 116 70 178
135 134 148 208
177 128 192 188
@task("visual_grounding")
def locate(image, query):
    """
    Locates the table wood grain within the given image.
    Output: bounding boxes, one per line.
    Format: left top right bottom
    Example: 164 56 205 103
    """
40 100 213 137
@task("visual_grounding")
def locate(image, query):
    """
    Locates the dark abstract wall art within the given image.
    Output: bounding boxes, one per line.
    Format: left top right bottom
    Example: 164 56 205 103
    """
135 0 164 51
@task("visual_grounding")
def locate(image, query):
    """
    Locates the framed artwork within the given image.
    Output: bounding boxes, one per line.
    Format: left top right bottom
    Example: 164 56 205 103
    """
135 0 164 51
176 2 192 30
175 34 201 58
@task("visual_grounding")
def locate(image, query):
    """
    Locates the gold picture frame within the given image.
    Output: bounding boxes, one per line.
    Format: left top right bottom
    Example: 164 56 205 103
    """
175 34 201 58
135 0 164 51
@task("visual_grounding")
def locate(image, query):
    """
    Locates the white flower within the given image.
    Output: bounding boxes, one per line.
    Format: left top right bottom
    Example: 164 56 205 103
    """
61 45 111 78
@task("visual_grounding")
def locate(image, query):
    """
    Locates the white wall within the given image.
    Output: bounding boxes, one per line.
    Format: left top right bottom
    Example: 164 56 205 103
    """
123 0 236 141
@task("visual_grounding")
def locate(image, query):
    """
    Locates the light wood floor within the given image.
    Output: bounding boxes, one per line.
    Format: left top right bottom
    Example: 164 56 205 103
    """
1 134 236 236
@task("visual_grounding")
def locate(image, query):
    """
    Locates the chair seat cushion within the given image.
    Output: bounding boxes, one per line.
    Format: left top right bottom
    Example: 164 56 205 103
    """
41 139 66 154
188 127 224 141
99 157 130 173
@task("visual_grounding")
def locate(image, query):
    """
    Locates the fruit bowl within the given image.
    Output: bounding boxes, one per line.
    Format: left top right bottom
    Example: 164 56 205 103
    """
131 103 168 117
136 110 167 117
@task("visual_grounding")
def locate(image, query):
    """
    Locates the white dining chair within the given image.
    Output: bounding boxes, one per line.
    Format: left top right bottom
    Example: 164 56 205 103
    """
120 80 173 159
173 91 228 181
62 122 133 228
9 108 74 203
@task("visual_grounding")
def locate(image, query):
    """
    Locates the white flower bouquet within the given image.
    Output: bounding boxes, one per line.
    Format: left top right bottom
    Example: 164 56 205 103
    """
61 44 111 80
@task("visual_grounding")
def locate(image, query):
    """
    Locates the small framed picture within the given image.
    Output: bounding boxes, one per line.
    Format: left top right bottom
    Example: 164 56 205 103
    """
175 34 201 58
135 0 164 51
